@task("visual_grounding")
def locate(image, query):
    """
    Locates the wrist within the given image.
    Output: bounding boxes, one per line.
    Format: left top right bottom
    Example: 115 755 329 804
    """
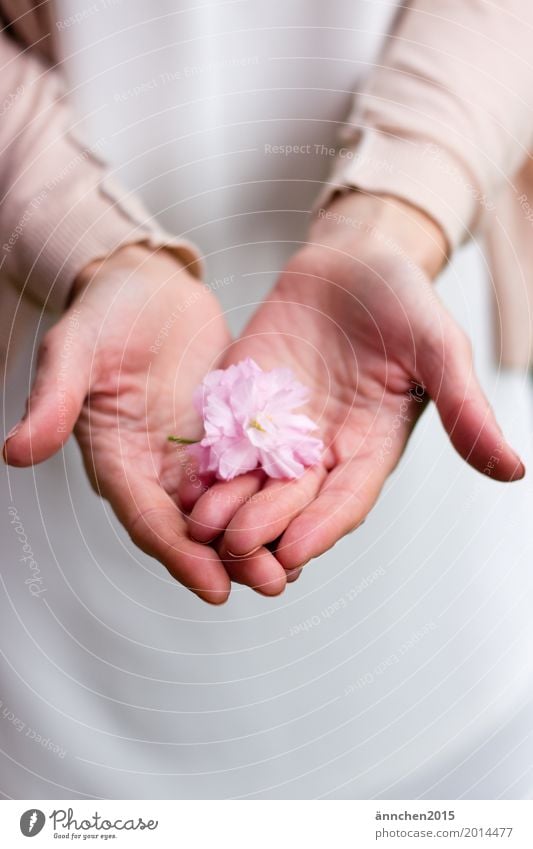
311 191 448 280
68 243 189 305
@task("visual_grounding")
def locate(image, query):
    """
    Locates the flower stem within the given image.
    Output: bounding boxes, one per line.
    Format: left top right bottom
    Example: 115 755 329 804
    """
167 435 200 445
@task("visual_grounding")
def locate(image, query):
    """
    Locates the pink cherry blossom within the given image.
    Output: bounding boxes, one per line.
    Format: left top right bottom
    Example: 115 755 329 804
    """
183 358 323 480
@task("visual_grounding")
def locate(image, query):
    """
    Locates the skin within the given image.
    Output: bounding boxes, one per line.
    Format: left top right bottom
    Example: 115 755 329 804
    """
3 245 235 604
3 195 526 603
185 193 525 595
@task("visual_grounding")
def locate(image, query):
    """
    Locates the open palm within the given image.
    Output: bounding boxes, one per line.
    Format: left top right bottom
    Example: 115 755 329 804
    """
187 218 524 595
4 246 233 604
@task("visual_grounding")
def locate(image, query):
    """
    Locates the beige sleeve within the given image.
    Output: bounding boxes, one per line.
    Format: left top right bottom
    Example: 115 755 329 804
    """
0 33 202 312
316 0 533 252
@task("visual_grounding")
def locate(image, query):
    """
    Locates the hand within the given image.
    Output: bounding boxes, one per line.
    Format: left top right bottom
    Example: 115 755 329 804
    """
186 193 525 594
3 244 234 604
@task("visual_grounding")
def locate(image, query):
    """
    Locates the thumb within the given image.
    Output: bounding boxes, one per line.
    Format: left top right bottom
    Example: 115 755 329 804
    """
3 308 95 466
419 324 525 483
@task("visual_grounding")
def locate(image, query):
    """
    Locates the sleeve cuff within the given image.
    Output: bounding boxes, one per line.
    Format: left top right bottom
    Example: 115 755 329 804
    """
312 128 489 254
4 164 203 314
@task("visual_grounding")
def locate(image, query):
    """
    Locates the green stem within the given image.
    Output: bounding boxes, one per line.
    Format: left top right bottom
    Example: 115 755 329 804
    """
167 435 200 445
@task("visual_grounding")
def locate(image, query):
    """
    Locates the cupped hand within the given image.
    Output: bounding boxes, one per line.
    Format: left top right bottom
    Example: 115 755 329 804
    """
186 194 525 594
3 244 234 604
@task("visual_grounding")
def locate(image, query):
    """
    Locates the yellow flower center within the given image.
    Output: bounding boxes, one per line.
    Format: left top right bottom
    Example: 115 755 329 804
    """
248 417 266 433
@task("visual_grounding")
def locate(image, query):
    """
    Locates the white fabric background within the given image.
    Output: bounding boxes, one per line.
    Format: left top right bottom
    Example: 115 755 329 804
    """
1 0 532 799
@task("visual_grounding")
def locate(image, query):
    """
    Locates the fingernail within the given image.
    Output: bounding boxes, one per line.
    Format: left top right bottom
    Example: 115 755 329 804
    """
510 460 526 482
253 583 286 597
5 424 21 441
2 424 21 463
227 545 261 558
190 532 218 544
285 567 303 582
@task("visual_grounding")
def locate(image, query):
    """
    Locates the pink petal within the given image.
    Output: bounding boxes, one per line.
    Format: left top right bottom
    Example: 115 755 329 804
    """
217 441 259 480
259 447 305 479
185 358 323 482
186 442 212 474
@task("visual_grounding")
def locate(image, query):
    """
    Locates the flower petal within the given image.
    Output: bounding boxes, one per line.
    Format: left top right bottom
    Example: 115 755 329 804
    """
217 441 259 480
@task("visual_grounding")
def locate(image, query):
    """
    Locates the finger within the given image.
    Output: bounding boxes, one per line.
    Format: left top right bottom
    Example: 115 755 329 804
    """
217 539 287 596
223 464 326 557
176 472 211 515
103 468 231 604
275 459 384 571
419 328 525 482
3 309 95 466
175 453 213 513
188 471 265 542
